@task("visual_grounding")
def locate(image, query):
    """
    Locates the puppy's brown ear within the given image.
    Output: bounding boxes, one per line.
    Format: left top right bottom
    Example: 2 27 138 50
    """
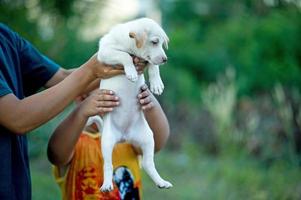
129 32 136 39
129 31 146 48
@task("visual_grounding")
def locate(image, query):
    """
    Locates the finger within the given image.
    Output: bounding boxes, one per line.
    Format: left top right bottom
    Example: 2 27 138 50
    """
97 107 113 113
134 60 147 68
140 84 149 94
136 66 144 75
135 64 146 70
113 64 124 70
98 101 119 107
141 84 148 91
142 102 154 111
135 65 141 70
138 90 149 99
103 63 123 69
135 56 147 64
138 60 148 65
100 89 115 95
140 96 151 105
133 57 139 64
99 94 119 101
137 62 147 68
107 69 125 77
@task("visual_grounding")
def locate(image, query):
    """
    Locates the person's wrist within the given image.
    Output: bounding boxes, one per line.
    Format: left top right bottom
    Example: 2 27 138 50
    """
81 59 98 80
81 53 107 80
149 93 158 107
74 106 89 121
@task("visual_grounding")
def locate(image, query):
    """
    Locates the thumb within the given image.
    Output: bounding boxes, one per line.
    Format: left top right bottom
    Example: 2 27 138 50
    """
106 69 125 77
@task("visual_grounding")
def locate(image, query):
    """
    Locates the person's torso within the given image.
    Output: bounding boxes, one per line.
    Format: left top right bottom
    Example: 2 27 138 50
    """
56 132 142 200
0 23 31 200
0 23 59 200
0 24 24 98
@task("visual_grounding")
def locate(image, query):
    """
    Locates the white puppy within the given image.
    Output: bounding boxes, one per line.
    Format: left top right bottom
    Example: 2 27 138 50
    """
87 18 172 192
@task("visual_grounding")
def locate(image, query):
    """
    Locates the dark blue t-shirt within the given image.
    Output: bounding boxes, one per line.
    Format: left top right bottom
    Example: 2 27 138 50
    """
0 23 59 200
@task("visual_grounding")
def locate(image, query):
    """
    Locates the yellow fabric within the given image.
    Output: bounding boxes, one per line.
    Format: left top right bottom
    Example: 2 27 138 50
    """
53 131 142 200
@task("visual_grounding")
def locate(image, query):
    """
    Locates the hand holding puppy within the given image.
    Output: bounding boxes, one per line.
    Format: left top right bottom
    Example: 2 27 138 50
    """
138 84 154 111
77 83 153 119
76 89 119 118
84 53 148 80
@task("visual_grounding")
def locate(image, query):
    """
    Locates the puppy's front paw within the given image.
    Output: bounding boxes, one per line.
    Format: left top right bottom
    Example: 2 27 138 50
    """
124 65 138 82
150 77 164 95
157 180 173 189
100 181 114 192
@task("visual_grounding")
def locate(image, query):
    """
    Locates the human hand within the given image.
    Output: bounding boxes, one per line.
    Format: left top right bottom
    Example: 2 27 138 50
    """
85 54 148 79
77 89 119 118
85 54 124 79
133 56 148 74
138 84 155 111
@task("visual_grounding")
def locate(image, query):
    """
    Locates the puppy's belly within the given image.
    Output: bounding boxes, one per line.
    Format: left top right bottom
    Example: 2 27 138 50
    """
100 75 145 134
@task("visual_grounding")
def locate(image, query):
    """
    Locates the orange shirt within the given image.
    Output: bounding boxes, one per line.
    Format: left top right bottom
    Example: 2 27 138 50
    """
53 131 142 200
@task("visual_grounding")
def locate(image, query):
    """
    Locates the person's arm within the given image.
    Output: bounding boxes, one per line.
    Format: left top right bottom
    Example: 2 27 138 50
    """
44 56 147 92
44 68 74 88
0 55 123 134
138 85 170 153
48 106 87 166
44 67 102 97
47 89 119 166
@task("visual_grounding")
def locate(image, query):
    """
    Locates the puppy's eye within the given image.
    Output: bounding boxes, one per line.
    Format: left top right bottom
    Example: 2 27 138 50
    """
151 40 159 45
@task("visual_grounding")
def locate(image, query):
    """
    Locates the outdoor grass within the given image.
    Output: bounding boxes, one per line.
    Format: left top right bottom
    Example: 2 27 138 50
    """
31 150 301 200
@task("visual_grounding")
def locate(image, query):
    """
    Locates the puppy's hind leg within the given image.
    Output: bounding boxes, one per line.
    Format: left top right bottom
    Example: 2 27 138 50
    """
100 121 119 192
132 119 172 189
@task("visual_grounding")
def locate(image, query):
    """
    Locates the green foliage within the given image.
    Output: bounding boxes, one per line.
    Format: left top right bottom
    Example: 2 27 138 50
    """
31 150 301 200
1 0 301 198
0 0 102 69
161 0 301 97
31 160 60 200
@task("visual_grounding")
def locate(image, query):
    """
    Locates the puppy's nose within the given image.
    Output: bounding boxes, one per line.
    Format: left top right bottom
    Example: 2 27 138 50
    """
162 56 167 63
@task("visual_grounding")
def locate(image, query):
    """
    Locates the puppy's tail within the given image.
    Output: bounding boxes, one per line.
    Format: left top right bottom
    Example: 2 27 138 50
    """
86 115 104 132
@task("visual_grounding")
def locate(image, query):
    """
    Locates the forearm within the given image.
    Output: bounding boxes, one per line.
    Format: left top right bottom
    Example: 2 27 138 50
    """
84 78 101 94
47 107 87 166
45 68 100 94
44 68 74 88
0 66 94 133
144 97 170 152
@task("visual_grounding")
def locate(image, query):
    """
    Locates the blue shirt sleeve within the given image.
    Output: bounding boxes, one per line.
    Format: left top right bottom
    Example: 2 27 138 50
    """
0 76 12 97
16 34 60 96
2 24 60 96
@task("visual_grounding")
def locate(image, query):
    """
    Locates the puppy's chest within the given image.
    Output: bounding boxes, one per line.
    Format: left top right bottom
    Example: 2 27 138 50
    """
99 75 145 96
100 75 146 132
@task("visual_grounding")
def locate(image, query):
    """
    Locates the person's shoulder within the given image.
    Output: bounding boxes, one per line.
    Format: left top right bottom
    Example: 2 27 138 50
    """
0 23 18 42
0 23 13 34
0 23 8 29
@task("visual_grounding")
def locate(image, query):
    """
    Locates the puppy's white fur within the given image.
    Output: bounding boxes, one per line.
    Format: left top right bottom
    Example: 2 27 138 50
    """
87 18 172 192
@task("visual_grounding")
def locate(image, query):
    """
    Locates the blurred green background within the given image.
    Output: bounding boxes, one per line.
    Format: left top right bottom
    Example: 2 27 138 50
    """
1 0 301 199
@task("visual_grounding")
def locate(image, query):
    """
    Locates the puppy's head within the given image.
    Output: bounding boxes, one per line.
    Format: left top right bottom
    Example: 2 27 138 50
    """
129 18 169 65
